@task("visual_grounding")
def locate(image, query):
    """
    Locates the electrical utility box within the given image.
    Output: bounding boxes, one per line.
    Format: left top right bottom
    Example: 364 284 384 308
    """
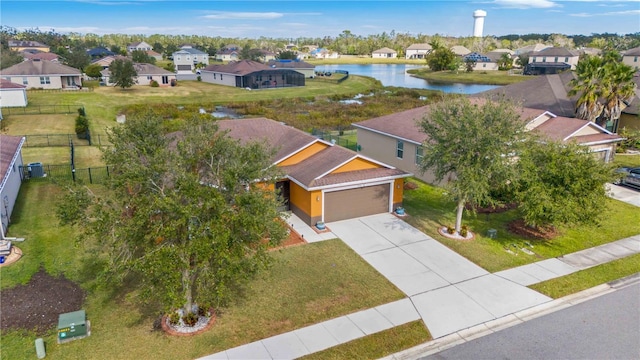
57 310 90 344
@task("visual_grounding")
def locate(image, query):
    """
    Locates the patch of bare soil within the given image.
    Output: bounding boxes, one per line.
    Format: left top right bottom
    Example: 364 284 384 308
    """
507 219 558 240
1 268 85 334
404 182 419 190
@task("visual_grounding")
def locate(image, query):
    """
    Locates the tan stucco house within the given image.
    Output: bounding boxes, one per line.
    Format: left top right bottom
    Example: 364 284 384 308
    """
372 47 397 59
218 118 410 225
0 60 82 89
101 63 176 86
622 47 640 69
127 41 153 53
9 40 50 53
266 59 315 78
405 43 432 59
528 47 580 70
0 79 28 107
173 46 210 74
201 60 305 89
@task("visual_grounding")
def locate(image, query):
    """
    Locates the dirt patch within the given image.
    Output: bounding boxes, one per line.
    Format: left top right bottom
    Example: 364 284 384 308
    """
507 219 558 240
0 268 85 334
269 224 306 251
404 182 419 190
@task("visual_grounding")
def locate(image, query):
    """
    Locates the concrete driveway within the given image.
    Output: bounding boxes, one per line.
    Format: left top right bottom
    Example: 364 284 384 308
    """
328 213 551 338
607 183 640 207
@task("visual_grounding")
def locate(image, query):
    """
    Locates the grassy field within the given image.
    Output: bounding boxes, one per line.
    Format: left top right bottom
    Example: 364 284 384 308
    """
0 182 405 360
402 179 640 272
614 154 640 168
407 69 531 85
23 76 381 136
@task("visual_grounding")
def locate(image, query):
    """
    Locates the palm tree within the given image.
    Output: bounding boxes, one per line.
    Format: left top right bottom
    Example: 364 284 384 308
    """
600 61 637 130
569 55 605 123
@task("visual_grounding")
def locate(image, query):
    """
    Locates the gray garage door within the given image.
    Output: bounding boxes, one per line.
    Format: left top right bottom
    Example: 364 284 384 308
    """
324 184 390 222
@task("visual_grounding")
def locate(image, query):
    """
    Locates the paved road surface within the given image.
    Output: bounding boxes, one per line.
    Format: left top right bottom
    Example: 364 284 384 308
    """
423 282 640 360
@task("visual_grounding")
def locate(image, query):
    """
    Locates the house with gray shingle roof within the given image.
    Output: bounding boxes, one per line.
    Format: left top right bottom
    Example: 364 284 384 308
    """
266 59 315 78
0 135 26 237
372 47 397 59
216 118 410 225
101 62 176 87
527 47 580 73
622 47 640 69
353 101 622 184
126 41 152 53
405 43 432 59
0 79 28 107
173 46 210 74
8 40 50 53
0 59 82 89
201 60 305 89
463 52 499 71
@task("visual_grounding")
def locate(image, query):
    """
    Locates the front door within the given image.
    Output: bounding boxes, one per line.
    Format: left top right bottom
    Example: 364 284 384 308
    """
275 181 290 211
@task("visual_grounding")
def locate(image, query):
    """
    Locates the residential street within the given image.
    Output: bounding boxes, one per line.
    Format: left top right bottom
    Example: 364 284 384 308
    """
422 281 640 360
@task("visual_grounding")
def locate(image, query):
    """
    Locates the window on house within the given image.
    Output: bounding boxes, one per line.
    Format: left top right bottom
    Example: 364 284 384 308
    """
415 146 424 164
542 57 546 62
483 63 486 68
162 76 168 84
147 76 153 80
532 57 536 62
220 75 223 80
214 73 216 79
39 76 50 84
564 57 569 62
177 56 181 61
396 140 404 159
554 57 558 62
634 56 638 62
22 77 28 85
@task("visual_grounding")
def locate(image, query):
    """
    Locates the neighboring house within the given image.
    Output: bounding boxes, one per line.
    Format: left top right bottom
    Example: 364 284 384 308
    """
579 47 602 57
127 41 153 53
526 47 580 74
201 60 305 89
91 55 130 70
215 44 241 61
87 47 115 59
146 50 163 61
217 118 410 225
353 103 622 184
101 63 176 86
450 45 471 56
405 43 432 59
257 49 277 63
514 43 550 56
173 47 210 73
372 47 397 59
0 79 28 107
478 72 640 132
462 52 499 71
0 135 26 237
21 51 59 62
622 47 640 69
0 59 82 89
8 40 50 53
266 59 315 78
310 48 340 59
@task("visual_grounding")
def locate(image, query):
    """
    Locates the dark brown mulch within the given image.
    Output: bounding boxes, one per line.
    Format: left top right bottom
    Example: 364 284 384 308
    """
465 202 518 214
507 219 558 240
0 268 85 334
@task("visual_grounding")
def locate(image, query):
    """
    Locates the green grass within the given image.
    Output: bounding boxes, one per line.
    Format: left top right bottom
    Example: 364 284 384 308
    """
613 154 640 168
1 114 77 135
0 183 404 360
403 179 640 272
529 254 640 298
407 69 531 85
300 321 431 360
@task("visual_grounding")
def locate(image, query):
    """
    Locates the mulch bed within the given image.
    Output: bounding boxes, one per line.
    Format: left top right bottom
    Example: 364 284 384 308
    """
268 224 306 251
507 219 558 240
0 268 85 334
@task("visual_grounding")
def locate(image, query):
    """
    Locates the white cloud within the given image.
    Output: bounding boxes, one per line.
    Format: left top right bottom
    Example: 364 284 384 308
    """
492 0 559 8
570 9 640 16
19 26 104 33
201 11 283 20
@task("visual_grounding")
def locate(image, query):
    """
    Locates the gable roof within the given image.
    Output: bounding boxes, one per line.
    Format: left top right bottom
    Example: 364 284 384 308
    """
101 62 175 76
173 47 208 55
0 79 27 89
475 72 577 117
407 43 432 51
373 47 397 54
531 115 622 144
0 135 25 189
514 43 550 55
8 40 49 49
531 47 580 57
91 55 130 67
203 60 270 75
266 59 314 69
623 47 640 57
0 60 81 76
22 52 59 61
451 46 471 56
87 47 115 57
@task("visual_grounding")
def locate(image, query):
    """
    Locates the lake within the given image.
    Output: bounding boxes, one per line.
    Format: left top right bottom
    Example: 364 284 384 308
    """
313 64 500 94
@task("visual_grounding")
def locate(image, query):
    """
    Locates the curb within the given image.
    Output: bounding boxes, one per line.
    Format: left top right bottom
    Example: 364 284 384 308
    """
382 279 628 360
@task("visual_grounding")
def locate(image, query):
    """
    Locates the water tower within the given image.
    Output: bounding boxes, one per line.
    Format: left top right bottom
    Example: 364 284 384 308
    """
473 10 487 37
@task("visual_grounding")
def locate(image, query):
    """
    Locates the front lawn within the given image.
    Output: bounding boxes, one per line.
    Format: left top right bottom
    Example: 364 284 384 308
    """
403 179 640 272
614 154 640 168
0 182 404 360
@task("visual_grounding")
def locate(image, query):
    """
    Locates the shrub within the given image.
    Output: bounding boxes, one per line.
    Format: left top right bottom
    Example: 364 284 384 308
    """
197 76 202 82
460 225 468 237
182 312 198 327
77 107 86 117
150 80 159 87
446 226 455 234
75 114 89 139
168 311 180 325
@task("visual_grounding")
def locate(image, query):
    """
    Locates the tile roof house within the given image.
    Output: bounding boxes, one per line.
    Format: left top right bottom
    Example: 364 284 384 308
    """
266 59 315 78
0 79 28 107
126 41 152 53
405 43 432 59
0 135 26 236
173 47 210 74
101 63 176 86
8 40 50 53
372 47 397 59
622 47 640 69
0 59 82 89
216 118 410 225
22 51 59 62
201 60 305 89
525 47 580 74
353 102 622 183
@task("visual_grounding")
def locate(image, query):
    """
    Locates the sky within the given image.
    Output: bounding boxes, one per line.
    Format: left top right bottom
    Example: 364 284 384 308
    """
1 0 639 39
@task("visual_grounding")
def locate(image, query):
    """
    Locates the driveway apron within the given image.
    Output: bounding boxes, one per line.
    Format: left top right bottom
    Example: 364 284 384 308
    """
328 213 552 338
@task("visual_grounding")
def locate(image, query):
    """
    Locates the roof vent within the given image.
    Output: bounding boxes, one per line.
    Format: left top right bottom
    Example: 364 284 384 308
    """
33 58 41 62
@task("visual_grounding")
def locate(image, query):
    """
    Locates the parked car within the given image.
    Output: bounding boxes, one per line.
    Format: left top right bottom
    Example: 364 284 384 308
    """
614 167 640 188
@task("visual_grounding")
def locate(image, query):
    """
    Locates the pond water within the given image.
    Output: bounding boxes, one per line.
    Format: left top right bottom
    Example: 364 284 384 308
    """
313 64 500 94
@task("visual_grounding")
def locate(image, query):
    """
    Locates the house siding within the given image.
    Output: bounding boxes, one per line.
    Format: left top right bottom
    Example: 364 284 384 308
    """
0 142 24 236
279 142 328 166
136 74 177 86
331 157 379 173
289 182 322 226
0 88 28 107
200 71 237 87
622 56 639 70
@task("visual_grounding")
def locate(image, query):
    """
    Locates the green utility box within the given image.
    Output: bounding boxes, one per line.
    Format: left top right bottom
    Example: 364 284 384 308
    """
57 310 90 344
